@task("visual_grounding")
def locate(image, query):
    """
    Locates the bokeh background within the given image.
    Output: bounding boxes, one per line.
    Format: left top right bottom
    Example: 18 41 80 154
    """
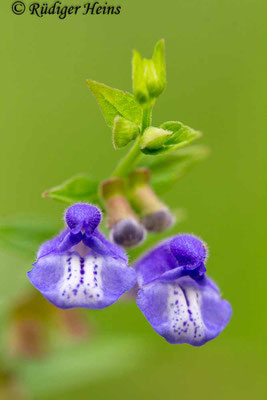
0 0 266 399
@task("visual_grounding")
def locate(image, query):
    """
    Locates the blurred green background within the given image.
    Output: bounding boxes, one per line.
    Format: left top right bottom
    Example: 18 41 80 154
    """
0 0 266 399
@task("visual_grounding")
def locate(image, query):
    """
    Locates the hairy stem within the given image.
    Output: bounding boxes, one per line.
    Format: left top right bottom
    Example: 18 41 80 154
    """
141 107 152 132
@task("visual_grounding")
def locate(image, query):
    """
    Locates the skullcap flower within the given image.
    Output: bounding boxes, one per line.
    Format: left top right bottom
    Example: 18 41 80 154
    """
134 234 232 346
28 203 136 309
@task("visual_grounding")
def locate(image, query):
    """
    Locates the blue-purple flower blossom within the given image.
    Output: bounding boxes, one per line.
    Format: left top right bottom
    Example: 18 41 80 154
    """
28 203 136 309
134 234 232 346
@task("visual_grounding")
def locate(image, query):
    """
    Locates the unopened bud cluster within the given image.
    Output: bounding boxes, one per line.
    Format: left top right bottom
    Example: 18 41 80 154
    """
100 169 174 248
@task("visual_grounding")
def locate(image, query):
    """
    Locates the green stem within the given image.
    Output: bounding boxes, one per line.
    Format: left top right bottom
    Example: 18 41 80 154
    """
111 137 142 178
111 107 152 178
141 107 152 132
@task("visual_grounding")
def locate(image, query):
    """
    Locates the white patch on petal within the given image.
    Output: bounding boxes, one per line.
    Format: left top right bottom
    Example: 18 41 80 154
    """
59 253 103 306
167 283 205 344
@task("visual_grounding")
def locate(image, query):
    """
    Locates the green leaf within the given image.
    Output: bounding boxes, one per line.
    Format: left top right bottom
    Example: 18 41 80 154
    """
0 216 59 258
87 79 142 127
112 116 140 149
43 175 100 205
161 121 202 147
138 145 210 194
140 126 172 153
0 216 60 309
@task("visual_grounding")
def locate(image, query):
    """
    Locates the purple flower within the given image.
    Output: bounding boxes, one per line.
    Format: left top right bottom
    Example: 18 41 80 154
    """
28 203 136 309
134 234 232 346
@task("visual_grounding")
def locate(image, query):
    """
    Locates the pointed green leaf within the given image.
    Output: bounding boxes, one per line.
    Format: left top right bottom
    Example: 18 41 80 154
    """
140 126 172 153
0 216 60 306
112 116 140 149
0 216 59 258
138 145 209 194
161 121 201 147
87 79 142 127
43 175 100 205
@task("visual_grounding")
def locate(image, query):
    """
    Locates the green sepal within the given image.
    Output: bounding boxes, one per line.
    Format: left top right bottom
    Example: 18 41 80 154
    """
112 116 140 149
140 127 172 153
43 174 100 205
87 79 142 127
138 145 209 194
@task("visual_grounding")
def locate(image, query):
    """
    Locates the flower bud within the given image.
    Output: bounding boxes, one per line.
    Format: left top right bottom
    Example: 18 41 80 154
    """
132 40 166 107
132 50 150 106
140 127 172 153
112 116 140 150
100 178 146 247
143 59 162 98
129 168 174 233
110 218 146 248
142 209 174 233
